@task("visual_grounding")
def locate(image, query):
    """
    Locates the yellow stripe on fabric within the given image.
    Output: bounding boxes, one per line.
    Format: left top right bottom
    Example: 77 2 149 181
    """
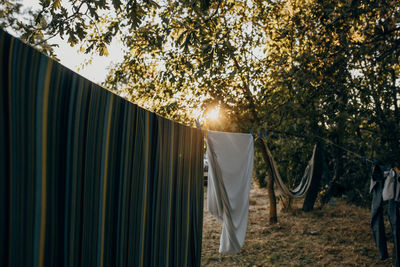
184 130 193 266
39 60 53 267
100 95 114 267
166 122 174 267
140 111 150 267
7 37 14 267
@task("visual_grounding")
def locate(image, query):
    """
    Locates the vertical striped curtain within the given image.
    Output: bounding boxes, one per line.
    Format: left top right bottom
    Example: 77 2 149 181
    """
0 29 204 267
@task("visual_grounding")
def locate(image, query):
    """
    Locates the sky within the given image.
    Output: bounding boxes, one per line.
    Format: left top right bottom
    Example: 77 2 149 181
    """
52 36 124 83
21 0 124 84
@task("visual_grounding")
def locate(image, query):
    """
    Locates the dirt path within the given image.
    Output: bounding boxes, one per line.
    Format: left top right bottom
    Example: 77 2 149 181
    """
201 185 394 266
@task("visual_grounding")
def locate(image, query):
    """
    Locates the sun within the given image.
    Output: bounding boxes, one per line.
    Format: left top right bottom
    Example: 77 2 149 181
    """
206 107 219 121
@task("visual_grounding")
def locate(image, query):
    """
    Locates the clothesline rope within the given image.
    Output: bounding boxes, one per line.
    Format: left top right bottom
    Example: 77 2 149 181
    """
251 129 374 164
198 120 374 164
313 135 374 163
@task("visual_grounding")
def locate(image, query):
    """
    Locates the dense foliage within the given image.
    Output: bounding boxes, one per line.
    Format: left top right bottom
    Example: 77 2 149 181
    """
2 0 399 205
0 0 59 58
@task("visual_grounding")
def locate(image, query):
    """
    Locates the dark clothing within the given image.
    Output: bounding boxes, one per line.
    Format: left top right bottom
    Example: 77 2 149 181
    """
388 200 400 267
0 29 204 267
371 165 400 266
371 178 388 260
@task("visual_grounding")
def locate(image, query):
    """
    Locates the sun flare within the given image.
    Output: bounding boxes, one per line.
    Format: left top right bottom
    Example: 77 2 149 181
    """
206 108 219 121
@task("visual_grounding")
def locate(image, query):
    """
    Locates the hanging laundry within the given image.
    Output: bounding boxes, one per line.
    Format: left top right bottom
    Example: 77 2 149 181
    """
370 164 400 266
383 169 399 201
0 29 204 267
395 167 400 201
206 131 254 254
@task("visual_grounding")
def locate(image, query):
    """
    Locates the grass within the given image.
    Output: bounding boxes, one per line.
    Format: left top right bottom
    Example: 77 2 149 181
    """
201 185 395 266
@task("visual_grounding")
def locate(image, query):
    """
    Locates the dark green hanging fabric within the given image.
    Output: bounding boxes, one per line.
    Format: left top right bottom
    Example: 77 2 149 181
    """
0 28 204 267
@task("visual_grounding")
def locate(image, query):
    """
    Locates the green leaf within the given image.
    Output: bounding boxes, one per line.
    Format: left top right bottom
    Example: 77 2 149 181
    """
52 0 61 10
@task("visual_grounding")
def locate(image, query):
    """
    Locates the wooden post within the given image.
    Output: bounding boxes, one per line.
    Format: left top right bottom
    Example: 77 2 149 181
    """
266 168 278 224
256 138 278 224
281 196 292 211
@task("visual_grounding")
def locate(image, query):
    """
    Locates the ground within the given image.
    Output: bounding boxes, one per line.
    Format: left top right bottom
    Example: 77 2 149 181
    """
201 185 395 266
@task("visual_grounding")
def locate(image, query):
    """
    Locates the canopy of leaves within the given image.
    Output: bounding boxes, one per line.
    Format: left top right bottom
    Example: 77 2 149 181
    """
0 0 59 58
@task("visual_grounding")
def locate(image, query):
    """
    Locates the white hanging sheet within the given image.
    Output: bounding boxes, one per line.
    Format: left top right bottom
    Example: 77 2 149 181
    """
206 130 254 253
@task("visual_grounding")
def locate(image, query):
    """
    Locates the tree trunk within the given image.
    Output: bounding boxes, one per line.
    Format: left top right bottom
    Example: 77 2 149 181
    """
266 168 278 224
281 196 292 211
302 142 323 211
257 139 278 224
